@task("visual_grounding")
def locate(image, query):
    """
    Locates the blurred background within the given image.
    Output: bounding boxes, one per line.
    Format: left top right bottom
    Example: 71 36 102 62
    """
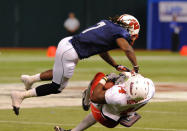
2 0 187 51
1 0 147 48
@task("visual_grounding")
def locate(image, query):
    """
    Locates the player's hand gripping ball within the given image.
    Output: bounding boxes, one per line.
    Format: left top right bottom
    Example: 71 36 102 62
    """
104 81 114 90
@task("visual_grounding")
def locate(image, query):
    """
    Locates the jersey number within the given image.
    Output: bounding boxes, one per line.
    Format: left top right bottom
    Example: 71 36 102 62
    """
82 21 106 33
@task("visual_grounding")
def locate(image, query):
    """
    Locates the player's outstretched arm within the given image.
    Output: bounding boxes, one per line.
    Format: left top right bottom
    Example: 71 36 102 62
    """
99 52 118 67
116 38 139 73
99 52 130 72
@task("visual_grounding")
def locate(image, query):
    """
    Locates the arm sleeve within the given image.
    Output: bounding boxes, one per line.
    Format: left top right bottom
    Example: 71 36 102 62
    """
105 85 127 105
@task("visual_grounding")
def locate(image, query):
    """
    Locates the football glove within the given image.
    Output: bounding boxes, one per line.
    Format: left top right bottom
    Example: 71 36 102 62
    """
115 65 131 72
132 65 139 73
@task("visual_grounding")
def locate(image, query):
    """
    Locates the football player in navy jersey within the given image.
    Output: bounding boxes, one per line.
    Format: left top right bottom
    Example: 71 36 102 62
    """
11 14 140 115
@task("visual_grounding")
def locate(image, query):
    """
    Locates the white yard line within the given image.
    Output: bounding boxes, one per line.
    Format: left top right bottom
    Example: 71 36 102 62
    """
0 120 186 131
1 82 187 109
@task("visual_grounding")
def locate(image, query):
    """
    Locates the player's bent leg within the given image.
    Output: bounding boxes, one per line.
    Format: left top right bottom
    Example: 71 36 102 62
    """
21 75 34 90
11 82 61 115
11 88 37 115
40 69 53 81
21 70 53 90
71 113 96 131
21 73 41 90
35 82 61 96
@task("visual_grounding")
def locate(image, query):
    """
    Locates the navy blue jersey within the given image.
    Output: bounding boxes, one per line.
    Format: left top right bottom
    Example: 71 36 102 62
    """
70 20 131 59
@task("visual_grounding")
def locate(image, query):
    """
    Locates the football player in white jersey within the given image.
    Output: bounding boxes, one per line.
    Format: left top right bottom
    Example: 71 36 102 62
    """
54 72 155 131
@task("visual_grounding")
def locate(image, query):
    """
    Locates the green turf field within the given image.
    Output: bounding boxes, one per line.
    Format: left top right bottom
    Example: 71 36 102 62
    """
0 49 187 131
0 102 187 131
0 49 187 83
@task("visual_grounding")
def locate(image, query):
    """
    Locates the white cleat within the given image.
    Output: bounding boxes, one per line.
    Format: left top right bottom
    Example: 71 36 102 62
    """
21 75 33 90
11 91 24 115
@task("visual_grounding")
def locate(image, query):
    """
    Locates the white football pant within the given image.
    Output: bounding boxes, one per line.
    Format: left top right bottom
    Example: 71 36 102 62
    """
52 36 79 91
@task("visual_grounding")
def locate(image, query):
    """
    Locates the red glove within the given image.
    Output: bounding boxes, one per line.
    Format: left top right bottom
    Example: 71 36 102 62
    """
115 65 131 72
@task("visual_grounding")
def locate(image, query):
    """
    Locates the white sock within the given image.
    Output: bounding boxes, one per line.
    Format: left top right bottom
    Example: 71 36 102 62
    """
30 73 41 83
72 113 96 131
22 88 37 99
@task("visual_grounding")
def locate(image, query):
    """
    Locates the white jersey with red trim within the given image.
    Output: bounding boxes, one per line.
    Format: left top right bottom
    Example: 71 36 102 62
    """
102 83 155 121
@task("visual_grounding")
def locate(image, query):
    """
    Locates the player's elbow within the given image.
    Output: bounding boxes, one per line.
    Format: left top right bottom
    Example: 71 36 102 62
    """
90 93 106 104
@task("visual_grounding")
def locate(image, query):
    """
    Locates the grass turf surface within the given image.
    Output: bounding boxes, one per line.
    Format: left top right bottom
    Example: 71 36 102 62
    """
0 49 187 130
0 49 187 83
0 102 187 131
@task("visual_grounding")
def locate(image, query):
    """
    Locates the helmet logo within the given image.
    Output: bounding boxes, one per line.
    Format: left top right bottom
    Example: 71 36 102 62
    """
129 19 140 30
118 86 126 94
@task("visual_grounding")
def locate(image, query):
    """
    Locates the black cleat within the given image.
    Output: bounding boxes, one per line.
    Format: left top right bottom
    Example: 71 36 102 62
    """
13 106 20 115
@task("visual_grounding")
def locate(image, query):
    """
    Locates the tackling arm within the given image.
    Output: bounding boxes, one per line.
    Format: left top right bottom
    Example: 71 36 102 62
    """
99 52 131 72
116 38 139 72
99 52 118 68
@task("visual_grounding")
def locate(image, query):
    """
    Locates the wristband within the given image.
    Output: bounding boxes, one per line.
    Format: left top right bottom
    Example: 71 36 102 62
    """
99 77 107 85
133 65 139 73
114 65 119 69
133 65 139 68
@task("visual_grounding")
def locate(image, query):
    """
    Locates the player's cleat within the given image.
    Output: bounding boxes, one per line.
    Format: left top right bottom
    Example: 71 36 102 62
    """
11 91 24 115
12 106 20 115
21 75 33 90
54 126 71 131
82 81 92 111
